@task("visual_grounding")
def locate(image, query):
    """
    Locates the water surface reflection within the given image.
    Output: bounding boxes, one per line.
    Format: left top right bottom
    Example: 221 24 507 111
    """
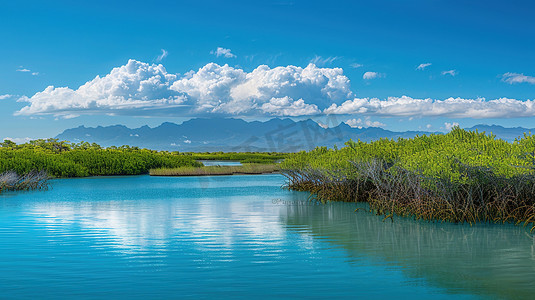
0 175 527 299
278 201 535 299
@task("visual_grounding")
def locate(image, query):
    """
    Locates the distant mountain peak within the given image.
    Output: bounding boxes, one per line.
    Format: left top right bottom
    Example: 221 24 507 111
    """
55 118 532 152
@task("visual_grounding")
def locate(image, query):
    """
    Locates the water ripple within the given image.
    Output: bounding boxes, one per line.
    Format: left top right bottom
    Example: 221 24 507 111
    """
0 175 531 299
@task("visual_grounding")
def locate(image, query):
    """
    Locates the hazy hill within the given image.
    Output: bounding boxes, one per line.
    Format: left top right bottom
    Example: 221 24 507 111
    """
56 118 533 152
56 118 430 152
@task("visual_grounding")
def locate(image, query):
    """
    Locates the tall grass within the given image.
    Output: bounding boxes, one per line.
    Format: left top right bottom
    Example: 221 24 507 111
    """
0 170 49 193
183 152 288 164
150 164 280 176
281 127 535 231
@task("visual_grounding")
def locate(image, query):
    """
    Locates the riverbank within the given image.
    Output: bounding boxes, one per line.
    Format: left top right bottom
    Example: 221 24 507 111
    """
150 164 279 176
281 127 535 231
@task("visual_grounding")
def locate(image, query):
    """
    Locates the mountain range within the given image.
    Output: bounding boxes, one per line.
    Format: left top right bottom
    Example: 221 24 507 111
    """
55 118 534 152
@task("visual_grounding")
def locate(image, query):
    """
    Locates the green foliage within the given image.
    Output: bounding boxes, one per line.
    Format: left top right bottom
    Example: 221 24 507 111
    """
282 127 534 183
0 139 201 177
281 127 535 228
184 152 288 164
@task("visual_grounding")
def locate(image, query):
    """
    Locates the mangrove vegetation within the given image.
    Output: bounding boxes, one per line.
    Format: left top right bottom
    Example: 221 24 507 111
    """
281 127 535 230
0 139 201 178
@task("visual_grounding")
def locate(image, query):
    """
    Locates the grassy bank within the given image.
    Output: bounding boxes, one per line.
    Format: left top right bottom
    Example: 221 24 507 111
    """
0 170 49 193
183 152 288 164
281 127 535 230
150 164 280 176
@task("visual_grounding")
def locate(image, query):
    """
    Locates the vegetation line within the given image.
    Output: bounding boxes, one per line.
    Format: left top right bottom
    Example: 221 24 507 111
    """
281 127 535 231
183 152 288 164
0 139 289 178
150 164 279 176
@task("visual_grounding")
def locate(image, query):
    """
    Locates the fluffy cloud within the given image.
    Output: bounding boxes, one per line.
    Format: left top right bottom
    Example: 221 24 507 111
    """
416 63 431 70
17 59 535 120
171 62 351 115
16 60 184 117
170 63 246 112
345 118 385 129
0 94 13 100
363 71 384 80
441 69 457 76
211 47 236 58
325 96 535 119
260 97 320 116
502 72 535 85
17 60 351 118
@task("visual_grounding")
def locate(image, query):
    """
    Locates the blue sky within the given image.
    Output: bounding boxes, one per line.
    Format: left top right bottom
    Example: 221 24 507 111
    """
1 0 535 141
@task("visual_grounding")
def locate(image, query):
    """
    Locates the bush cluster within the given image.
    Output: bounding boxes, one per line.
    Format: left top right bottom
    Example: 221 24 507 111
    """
0 139 201 178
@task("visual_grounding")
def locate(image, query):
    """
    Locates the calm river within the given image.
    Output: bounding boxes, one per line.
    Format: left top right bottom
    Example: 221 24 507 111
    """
0 174 533 299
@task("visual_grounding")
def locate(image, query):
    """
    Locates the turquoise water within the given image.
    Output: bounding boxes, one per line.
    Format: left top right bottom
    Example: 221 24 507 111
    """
199 160 242 166
0 175 533 299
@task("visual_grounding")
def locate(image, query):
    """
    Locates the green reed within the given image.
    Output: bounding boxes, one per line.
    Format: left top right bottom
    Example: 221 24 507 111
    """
150 163 280 176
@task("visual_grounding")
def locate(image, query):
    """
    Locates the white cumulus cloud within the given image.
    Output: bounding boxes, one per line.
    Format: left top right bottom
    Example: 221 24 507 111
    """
17 60 351 118
502 72 535 85
170 63 246 112
416 63 432 70
324 96 535 119
16 59 184 117
17 59 535 121
260 97 320 116
0 94 13 100
171 62 351 115
211 47 236 58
